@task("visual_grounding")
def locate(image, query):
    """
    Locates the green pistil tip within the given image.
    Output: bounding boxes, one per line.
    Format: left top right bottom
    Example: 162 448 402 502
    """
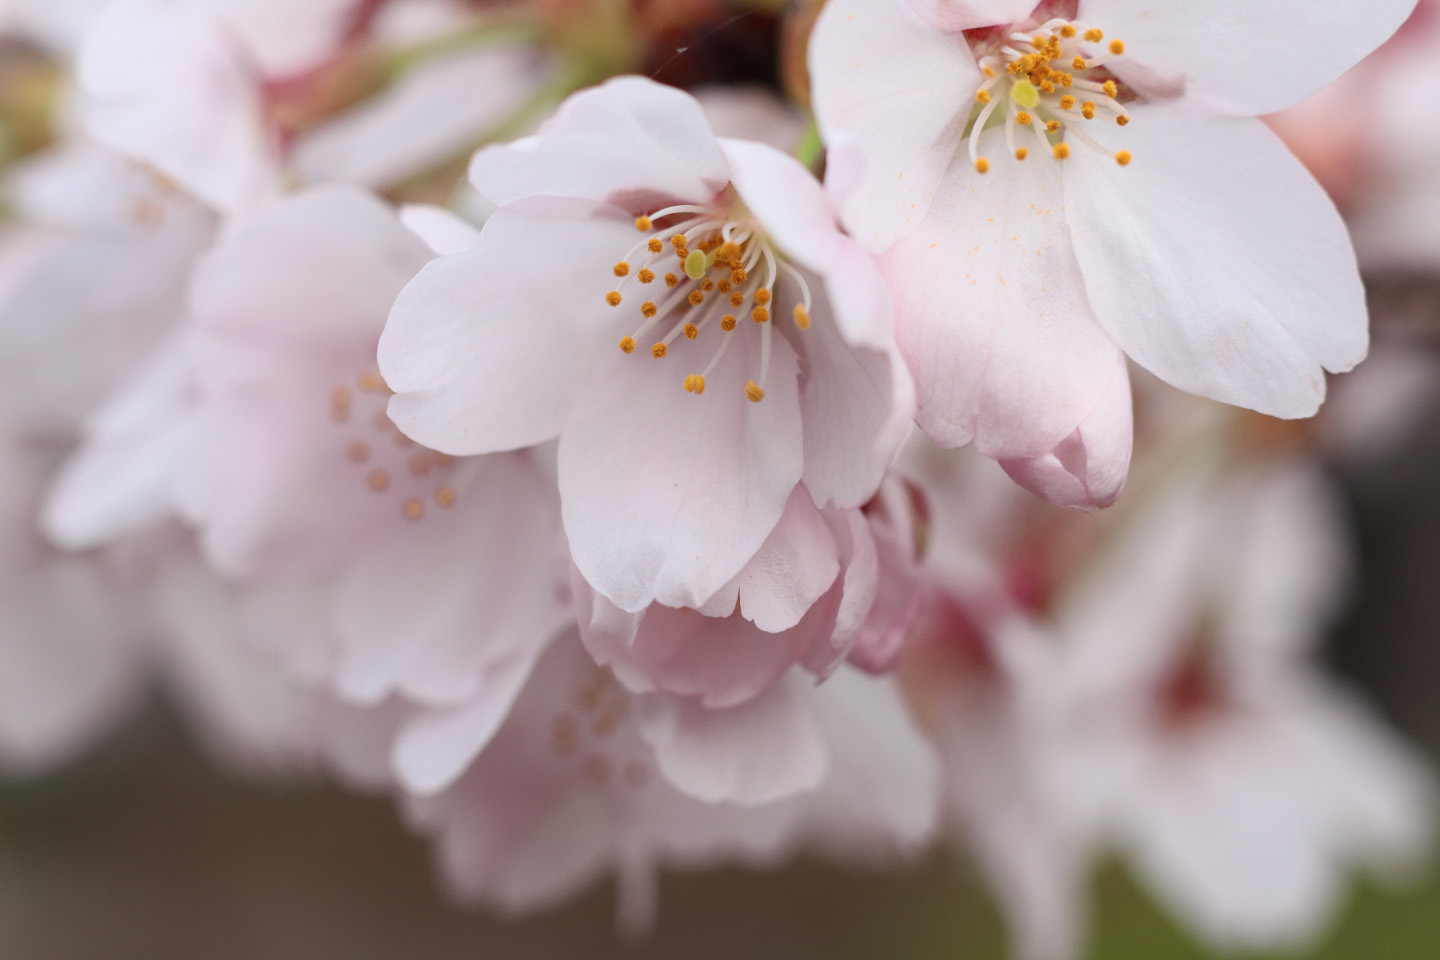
684 249 707 281
1012 79 1040 109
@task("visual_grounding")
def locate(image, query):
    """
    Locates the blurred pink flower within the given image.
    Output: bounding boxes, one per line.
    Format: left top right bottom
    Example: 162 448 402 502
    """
380 76 913 612
809 0 1412 506
47 186 574 782
399 632 938 933
1046 460 1435 951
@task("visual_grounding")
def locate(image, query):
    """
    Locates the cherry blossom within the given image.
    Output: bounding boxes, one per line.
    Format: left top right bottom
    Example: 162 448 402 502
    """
809 0 1415 508
400 632 938 932
1045 460 1435 950
46 185 574 784
380 76 913 611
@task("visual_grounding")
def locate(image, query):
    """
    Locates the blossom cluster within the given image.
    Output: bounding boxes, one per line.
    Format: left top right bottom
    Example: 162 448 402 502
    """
0 0 1435 956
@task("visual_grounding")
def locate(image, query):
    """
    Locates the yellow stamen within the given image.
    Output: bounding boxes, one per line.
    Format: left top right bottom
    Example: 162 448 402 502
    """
688 289 705 306
635 216 652 232
368 469 390 492
752 306 770 324
729 291 745 307
976 89 991 104
1015 147 1028 160
1109 39 1125 55
1115 150 1132 166
975 157 990 174
1072 56 1086 70
721 315 737 331
613 262 629 277
403 498 424 521
434 485 456 508
684 374 706 394
1082 102 1096 119
1103 80 1118 98
1046 120 1061 133
1084 28 1103 42
1053 142 1071 159
665 273 679 287
744 381 765 403
648 238 663 254
755 288 772 305
641 302 658 318
793 304 810 329
1016 112 1032 125
1059 24 1076 38
619 336 636 354
1116 115 1130 126
606 291 622 307
638 268 655 284
683 323 699 340
651 343 667 358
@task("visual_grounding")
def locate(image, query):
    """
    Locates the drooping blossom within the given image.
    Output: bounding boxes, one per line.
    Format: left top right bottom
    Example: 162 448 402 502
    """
809 0 1414 507
567 471 929 805
380 75 914 612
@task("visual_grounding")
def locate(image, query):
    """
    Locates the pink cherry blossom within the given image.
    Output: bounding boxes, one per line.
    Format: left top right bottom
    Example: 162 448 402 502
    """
1046 460 1435 951
399 632 938 932
809 0 1413 507
46 185 574 784
380 76 914 612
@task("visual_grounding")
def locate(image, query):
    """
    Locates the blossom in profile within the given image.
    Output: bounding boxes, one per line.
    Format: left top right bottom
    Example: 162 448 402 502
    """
380 76 913 612
809 0 1415 507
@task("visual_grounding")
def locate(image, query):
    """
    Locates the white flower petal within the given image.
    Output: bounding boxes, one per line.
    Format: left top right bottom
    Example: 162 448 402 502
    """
1083 0 1418 115
467 76 730 208
559 326 804 612
882 147 1118 458
810 0 979 252
1065 107 1366 419
381 198 640 455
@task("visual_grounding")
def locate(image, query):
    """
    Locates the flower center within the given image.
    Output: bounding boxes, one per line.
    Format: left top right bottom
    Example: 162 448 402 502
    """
603 201 813 403
967 19 1132 172
329 369 461 521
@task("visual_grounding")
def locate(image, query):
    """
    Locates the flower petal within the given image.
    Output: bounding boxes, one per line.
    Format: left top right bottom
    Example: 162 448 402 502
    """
636 675 828 805
905 0 1044 30
391 651 541 796
1064 107 1366 419
719 137 838 273
77 0 277 216
381 198 639 455
809 0 979 252
467 76 730 209
559 322 803 612
881 146 1118 459
999 350 1132 510
794 243 914 508
1083 0 1418 115
333 453 569 707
